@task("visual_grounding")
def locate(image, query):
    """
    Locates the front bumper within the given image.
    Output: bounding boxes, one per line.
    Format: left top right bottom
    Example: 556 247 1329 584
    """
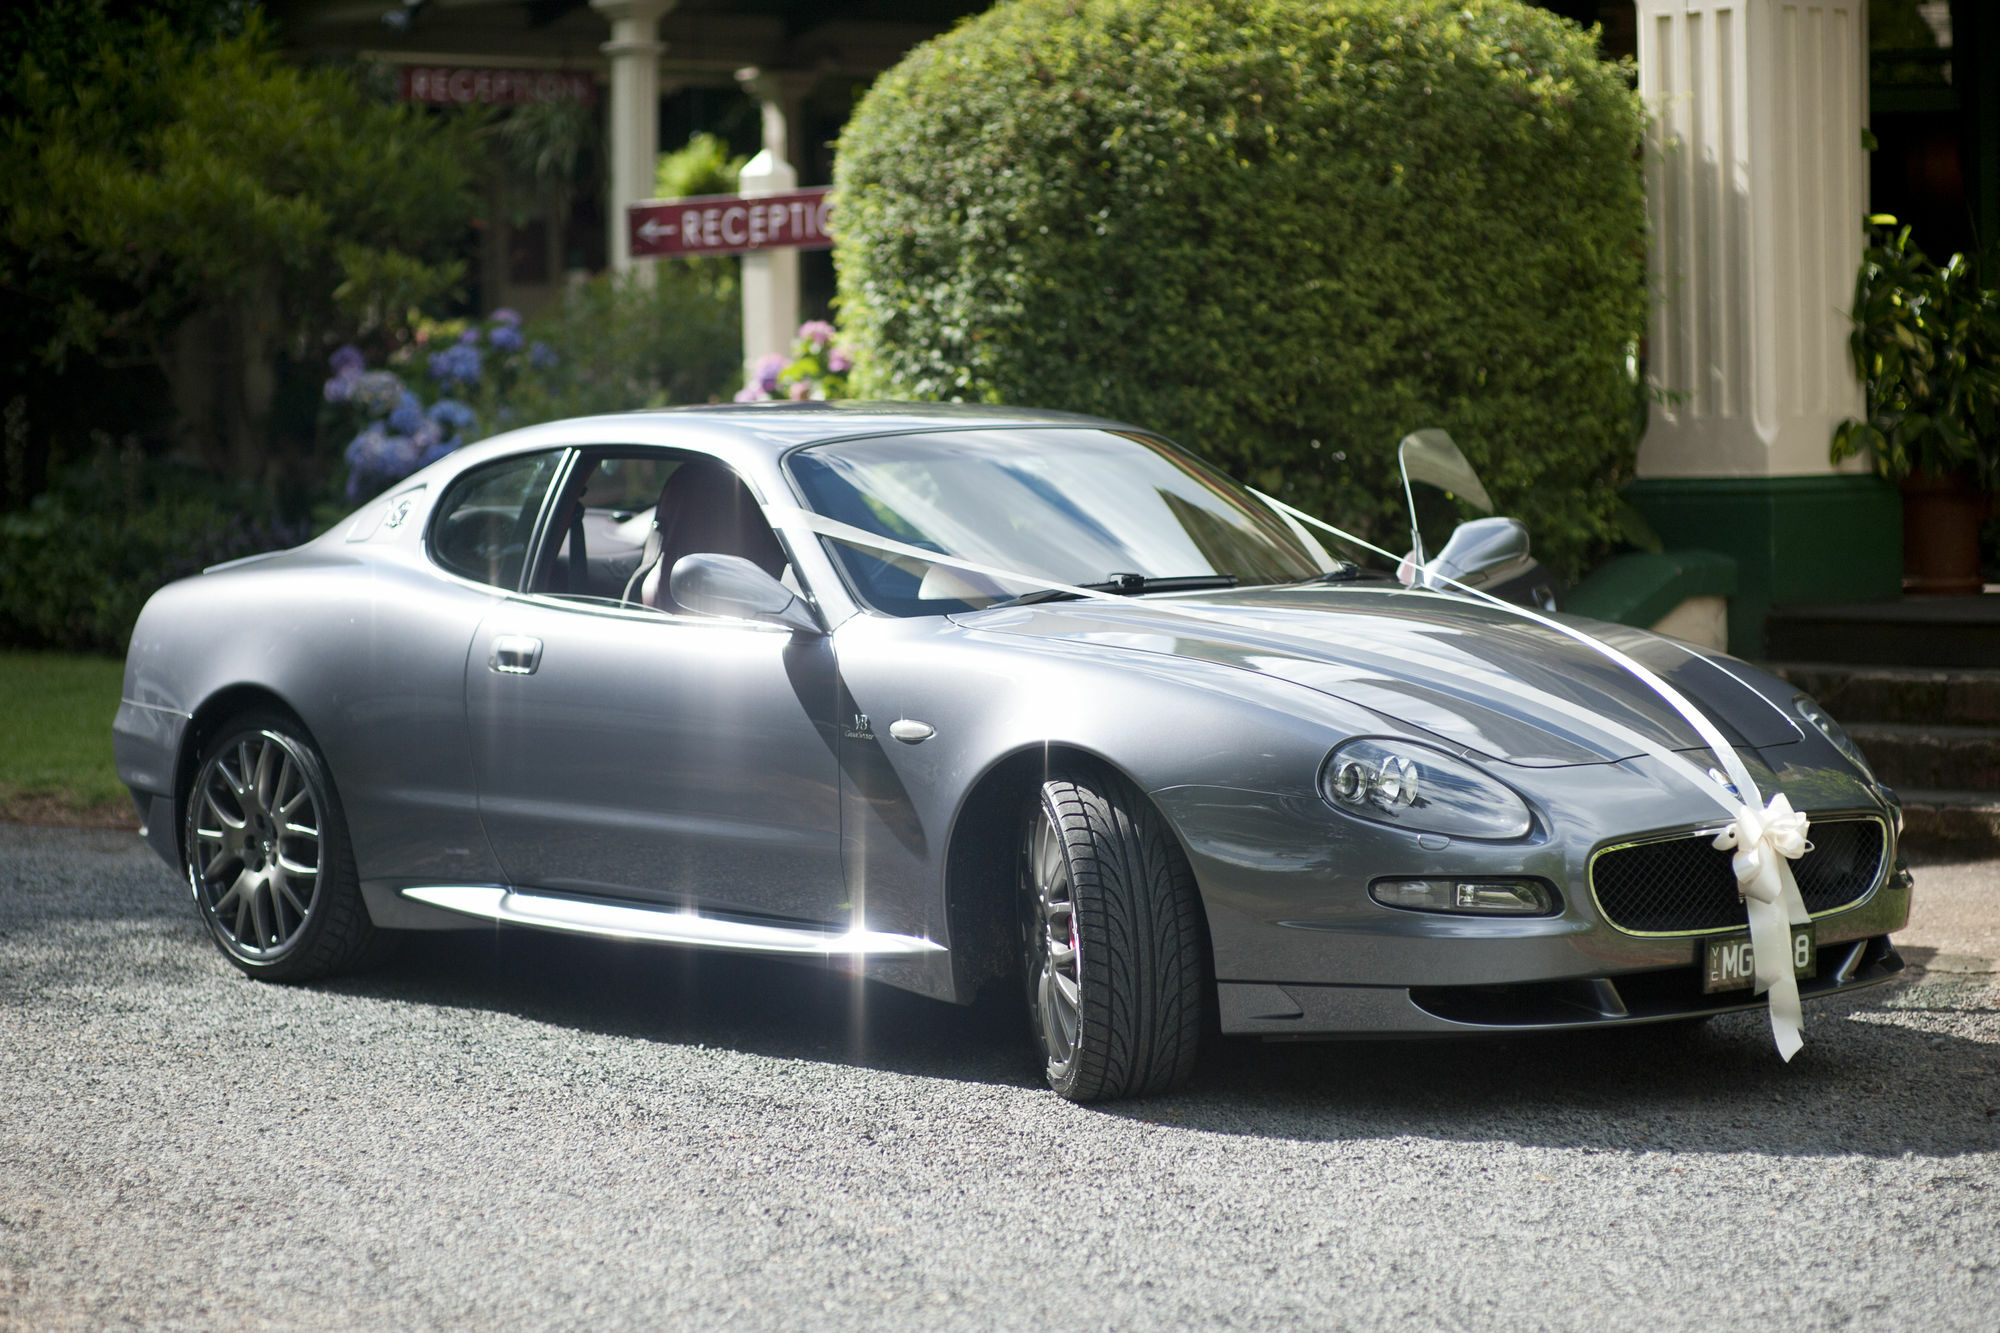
1217 933 1905 1036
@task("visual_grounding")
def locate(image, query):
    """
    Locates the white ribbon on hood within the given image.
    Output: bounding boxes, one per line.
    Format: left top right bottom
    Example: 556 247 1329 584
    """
761 493 1819 1060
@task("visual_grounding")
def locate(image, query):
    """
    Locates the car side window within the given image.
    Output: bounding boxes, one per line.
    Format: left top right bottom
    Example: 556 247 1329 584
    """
534 450 793 615
429 452 562 589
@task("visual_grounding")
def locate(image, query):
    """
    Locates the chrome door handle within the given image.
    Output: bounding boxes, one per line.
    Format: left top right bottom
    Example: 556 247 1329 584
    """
489 634 543 675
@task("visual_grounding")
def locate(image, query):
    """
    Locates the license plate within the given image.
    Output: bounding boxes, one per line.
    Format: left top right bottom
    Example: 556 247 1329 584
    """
1702 923 1816 994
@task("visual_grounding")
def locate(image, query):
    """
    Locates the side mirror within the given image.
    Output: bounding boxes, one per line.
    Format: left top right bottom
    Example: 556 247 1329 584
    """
669 553 822 635
1421 516 1535 591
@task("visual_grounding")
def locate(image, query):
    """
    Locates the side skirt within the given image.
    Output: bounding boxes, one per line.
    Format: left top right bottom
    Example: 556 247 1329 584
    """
398 884 947 957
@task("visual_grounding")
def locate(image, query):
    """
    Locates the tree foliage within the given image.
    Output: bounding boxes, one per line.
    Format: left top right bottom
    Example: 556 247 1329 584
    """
2 13 479 480
834 0 1647 576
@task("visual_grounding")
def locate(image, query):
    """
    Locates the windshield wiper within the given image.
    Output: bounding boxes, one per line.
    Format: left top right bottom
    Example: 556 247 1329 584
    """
989 572 1239 609
1293 562 1388 585
1097 572 1239 595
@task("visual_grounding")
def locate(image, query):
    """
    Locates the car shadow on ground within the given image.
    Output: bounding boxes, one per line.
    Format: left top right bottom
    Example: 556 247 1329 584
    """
322 925 2000 1160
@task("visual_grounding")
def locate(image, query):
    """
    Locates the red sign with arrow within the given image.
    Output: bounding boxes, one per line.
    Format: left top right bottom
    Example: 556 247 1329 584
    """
627 187 834 259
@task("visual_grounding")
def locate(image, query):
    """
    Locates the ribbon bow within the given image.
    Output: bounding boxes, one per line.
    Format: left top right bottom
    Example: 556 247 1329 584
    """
1712 794 1814 1060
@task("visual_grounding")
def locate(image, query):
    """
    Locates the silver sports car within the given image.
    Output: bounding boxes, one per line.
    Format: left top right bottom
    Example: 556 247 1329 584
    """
114 403 1910 1101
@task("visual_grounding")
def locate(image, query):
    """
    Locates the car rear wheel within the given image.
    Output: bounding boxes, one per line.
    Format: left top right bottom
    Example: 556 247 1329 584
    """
183 713 386 982
1020 764 1207 1102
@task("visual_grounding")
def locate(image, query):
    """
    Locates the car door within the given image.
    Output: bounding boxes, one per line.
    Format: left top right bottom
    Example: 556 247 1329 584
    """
463 449 846 925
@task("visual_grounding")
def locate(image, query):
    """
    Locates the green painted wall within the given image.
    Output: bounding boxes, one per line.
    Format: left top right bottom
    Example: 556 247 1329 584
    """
1625 475 1901 657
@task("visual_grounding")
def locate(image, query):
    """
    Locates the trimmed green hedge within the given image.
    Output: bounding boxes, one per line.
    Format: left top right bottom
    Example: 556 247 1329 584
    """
834 0 1646 576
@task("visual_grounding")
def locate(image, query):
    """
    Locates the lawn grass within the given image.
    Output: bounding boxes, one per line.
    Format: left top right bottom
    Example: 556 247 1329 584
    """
0 650 134 824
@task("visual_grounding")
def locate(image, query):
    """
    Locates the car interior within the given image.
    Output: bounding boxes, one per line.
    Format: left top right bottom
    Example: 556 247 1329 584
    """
532 452 794 613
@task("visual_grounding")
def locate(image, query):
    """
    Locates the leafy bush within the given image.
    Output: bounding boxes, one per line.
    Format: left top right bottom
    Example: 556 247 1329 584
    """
502 266 743 421
735 322 855 402
324 311 555 500
1831 218 2000 487
657 132 745 200
834 0 1647 575
0 446 309 655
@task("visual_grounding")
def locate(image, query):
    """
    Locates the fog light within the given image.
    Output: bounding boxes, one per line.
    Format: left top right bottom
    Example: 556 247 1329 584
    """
1369 877 1555 916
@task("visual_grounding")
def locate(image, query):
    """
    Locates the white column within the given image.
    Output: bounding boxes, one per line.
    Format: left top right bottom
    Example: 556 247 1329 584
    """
737 148 800 378
735 67 815 380
592 0 672 275
1636 0 1868 479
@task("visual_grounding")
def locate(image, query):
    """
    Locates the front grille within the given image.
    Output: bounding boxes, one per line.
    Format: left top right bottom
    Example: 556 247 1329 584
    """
1590 816 1886 934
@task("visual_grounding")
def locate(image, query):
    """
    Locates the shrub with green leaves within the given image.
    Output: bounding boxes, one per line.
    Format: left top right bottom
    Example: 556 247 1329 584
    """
1831 218 2000 487
835 0 1646 575
505 265 743 422
0 446 309 655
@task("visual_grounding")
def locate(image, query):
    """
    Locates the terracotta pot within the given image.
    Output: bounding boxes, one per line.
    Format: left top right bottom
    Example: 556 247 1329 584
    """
1900 471 1988 596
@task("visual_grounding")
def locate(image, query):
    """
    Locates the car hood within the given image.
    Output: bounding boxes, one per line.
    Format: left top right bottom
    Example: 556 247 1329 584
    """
954 585 1799 767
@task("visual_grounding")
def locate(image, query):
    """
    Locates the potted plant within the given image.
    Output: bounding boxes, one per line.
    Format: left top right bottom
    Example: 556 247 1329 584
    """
1831 217 2000 595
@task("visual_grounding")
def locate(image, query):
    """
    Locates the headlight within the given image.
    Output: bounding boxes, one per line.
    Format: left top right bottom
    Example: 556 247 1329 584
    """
1320 737 1533 840
1793 695 1875 782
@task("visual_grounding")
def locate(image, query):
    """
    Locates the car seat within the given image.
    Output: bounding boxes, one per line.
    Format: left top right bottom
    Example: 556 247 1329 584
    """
630 459 788 613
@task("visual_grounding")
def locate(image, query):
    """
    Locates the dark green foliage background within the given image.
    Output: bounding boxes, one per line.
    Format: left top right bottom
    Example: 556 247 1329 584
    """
0 448 308 655
834 0 1646 575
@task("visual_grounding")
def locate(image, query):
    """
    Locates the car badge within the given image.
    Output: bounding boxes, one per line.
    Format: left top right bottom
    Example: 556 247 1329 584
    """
843 713 875 740
1706 767 1741 801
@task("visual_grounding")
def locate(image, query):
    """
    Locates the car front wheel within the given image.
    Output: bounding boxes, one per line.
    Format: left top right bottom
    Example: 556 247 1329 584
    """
1021 764 1207 1102
182 713 385 982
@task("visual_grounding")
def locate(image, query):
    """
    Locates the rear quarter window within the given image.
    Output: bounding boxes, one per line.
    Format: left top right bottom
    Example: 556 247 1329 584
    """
428 452 562 588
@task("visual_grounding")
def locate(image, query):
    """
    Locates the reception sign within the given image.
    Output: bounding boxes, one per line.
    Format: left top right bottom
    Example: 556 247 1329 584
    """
397 67 598 106
627 188 834 259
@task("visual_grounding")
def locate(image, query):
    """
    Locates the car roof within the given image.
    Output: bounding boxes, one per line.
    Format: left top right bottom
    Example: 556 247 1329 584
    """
534 401 1129 455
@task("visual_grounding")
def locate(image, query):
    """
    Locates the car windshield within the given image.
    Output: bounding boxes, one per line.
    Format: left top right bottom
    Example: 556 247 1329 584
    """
784 427 1333 616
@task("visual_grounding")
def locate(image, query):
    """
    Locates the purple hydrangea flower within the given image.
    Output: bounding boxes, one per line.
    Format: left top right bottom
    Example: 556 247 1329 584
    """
490 308 522 326
458 327 481 346
797 320 836 349
753 354 787 394
328 344 366 376
428 398 477 431
419 437 460 467
428 343 483 387
350 370 406 414
528 340 557 369
827 346 853 374
488 323 524 352
788 379 813 401
323 372 358 405
387 392 426 436
734 384 769 403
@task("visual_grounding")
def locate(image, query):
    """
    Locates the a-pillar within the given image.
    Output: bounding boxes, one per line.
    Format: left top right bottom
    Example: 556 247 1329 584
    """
1634 0 1899 655
593 0 673 276
736 67 817 381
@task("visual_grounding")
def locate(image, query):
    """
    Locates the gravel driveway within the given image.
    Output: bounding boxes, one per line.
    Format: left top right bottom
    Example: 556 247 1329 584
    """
2 824 1995 1330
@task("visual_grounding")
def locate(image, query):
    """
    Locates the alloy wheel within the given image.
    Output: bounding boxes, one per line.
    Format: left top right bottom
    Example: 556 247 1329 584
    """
1024 802 1082 1074
188 730 325 961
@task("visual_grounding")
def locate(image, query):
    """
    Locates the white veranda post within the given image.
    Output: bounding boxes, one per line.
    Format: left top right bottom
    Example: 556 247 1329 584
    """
593 0 673 277
737 68 812 382
1632 0 1889 659
737 149 800 381
1636 0 1869 478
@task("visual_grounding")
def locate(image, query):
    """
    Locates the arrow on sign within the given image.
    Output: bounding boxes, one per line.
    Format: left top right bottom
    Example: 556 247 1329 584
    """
637 217 676 243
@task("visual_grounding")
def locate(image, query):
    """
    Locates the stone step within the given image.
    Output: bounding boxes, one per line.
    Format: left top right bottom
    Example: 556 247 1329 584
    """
1848 722 2000 792
1766 663 2000 727
1898 790 2000 855
1763 595 2000 669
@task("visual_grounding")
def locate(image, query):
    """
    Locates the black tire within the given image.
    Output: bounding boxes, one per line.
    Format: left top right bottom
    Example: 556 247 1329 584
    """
182 711 388 982
1020 763 1207 1102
